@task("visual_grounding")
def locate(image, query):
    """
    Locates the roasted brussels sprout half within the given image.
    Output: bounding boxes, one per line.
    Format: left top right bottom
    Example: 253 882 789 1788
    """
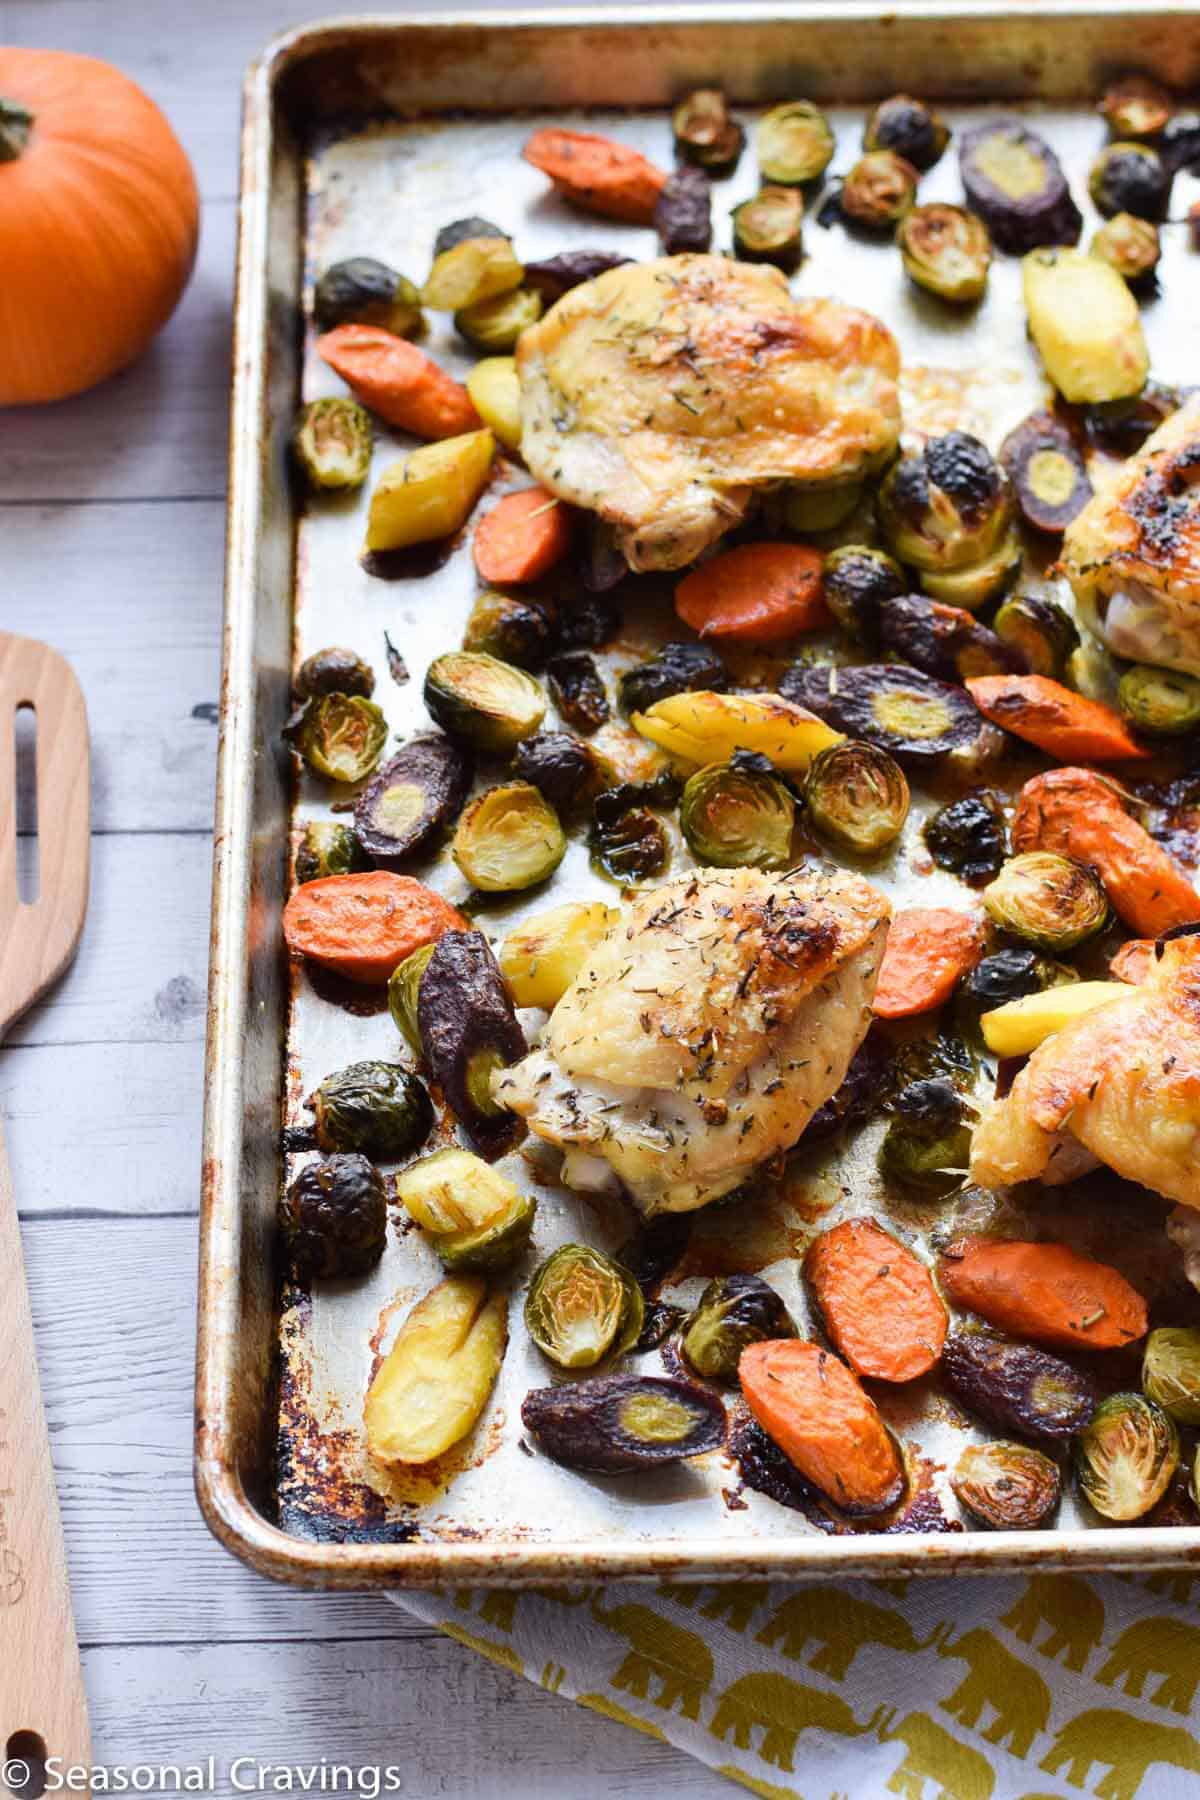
293 397 372 492
840 151 918 229
1023 247 1149 406
525 1243 644 1370
655 163 712 255
1091 213 1161 285
522 1372 726 1473
433 216 507 256
924 792 1007 887
364 429 496 554
1075 1392 1180 1521
1142 1327 1200 1425
1089 142 1171 221
983 851 1109 952
365 1275 507 1465
958 118 1082 254
993 593 1080 679
804 740 909 854
417 929 527 1158
313 257 424 337
455 285 544 354
296 645 375 701
878 433 1014 574
283 1152 387 1278
1081 380 1179 457
287 693 388 784
681 1275 796 1384
512 730 606 816
295 819 370 885
782 661 986 770
618 642 729 715
880 593 1023 684
522 250 634 305
388 941 435 1054
778 479 864 535
942 1329 1098 1444
423 234 523 310
500 900 615 1010
672 87 744 176
864 93 950 171
546 651 609 735
878 1077 973 1198
590 791 671 885
998 416 1092 538
680 758 795 870
757 100 835 185
1100 76 1172 141
462 589 554 670
956 948 1076 1037
396 1146 536 1272
920 532 1022 612
453 781 566 893
822 545 907 643
354 735 473 869
889 1032 976 1095
1117 664 1200 738
424 651 546 754
896 203 992 304
730 187 804 270
952 1440 1062 1530
307 1060 433 1159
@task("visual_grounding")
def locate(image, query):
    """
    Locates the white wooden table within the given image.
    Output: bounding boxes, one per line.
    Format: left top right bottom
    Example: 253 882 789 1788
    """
0 2 732 1790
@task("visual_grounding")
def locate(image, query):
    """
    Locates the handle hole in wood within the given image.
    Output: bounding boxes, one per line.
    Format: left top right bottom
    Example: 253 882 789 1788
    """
5 1731 48 1799
13 704 38 906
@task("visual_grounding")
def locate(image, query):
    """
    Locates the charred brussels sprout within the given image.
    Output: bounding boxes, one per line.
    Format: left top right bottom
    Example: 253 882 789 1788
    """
396 1147 536 1272
512 731 606 816
994 594 1080 681
958 119 1082 254
1100 76 1172 141
424 651 545 754
1118 664 1200 737
313 257 424 337
296 645 375 701
364 1276 507 1465
757 101 835 186
680 758 795 869
500 900 615 1009
952 1440 1062 1530
655 164 712 255
463 589 554 669
942 1329 1098 1443
983 851 1109 952
1075 1392 1180 1521
283 1153 387 1278
878 1078 973 1197
879 433 1014 575
288 694 388 784
453 782 566 893
782 662 987 771
822 545 907 643
999 416 1093 537
433 216 507 256
307 1060 433 1159
558 588 622 649
879 593 1023 684
841 151 918 229
295 819 370 885
417 930 527 1158
1142 1327 1200 1424
864 93 950 171
896 203 992 304
957 948 1076 1035
920 533 1022 612
423 234 523 310
889 1033 976 1095
456 286 543 354
1089 142 1171 220
523 250 634 305
1091 213 1161 284
590 789 671 885
804 741 909 854
388 941 435 1054
672 88 744 176
546 651 609 735
1081 380 1179 457
354 735 473 868
730 187 804 270
522 1372 726 1473
924 793 1007 886
681 1275 796 1383
293 397 372 492
618 642 729 715
525 1243 644 1370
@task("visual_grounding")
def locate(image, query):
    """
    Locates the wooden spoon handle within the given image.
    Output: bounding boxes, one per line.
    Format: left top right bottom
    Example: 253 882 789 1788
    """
0 1117 91 1790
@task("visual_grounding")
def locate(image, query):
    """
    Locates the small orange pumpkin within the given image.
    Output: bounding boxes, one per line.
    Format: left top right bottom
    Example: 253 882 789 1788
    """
0 49 199 405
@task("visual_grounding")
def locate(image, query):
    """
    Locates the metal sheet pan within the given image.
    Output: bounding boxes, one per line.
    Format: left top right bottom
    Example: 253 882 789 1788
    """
197 3 1200 1588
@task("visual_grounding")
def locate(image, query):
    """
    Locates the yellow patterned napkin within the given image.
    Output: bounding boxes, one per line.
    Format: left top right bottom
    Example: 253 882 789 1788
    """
395 1570 1200 1798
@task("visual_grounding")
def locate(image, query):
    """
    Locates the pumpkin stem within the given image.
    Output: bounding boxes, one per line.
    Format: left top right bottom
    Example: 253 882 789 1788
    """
0 100 33 162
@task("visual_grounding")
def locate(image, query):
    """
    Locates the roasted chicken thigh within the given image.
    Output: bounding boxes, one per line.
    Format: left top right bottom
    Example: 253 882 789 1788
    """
494 865 891 1214
517 253 902 572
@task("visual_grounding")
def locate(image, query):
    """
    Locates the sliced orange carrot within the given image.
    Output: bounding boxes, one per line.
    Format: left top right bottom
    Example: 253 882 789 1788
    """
674 543 830 644
739 1339 905 1516
806 1218 948 1383
872 907 984 1019
317 325 480 440
473 487 573 585
965 674 1151 763
938 1237 1148 1353
1109 939 1155 984
522 128 667 224
283 871 468 985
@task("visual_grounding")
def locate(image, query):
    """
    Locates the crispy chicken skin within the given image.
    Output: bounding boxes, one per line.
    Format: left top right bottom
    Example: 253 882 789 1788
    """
494 866 890 1214
971 933 1200 1208
517 254 901 572
1061 396 1200 677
